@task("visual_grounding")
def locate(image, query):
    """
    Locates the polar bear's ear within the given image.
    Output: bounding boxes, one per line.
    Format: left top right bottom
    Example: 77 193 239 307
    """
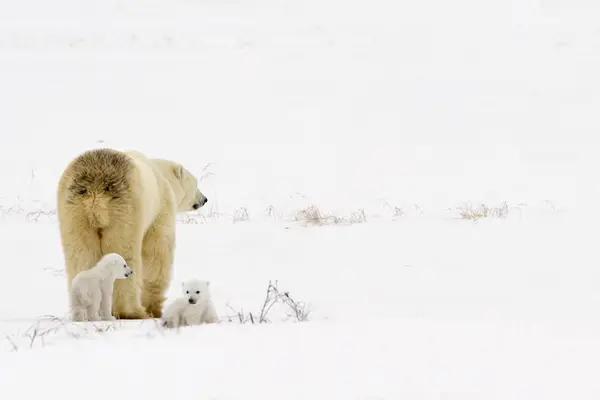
172 164 184 179
206 281 210 287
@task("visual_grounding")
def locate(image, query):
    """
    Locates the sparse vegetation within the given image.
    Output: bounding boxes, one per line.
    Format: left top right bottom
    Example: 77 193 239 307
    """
198 162 215 182
176 203 224 224
265 204 279 220
0 203 56 222
225 280 313 324
3 280 313 350
0 193 554 226
293 205 367 226
24 314 86 349
456 202 509 221
177 213 202 224
232 207 249 223
1 313 140 351
43 267 65 277
383 201 405 218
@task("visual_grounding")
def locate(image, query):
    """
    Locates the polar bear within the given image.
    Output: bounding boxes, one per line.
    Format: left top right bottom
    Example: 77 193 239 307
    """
161 279 218 328
57 148 208 320
70 253 133 321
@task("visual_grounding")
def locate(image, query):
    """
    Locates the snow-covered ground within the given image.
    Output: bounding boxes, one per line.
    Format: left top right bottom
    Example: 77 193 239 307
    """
1 0 600 398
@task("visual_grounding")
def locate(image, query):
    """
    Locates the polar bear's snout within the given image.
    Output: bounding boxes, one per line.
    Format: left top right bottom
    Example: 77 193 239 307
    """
192 191 208 210
192 198 207 210
188 298 197 304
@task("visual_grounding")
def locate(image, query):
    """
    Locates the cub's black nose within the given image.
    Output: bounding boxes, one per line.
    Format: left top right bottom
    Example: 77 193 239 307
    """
188 298 196 304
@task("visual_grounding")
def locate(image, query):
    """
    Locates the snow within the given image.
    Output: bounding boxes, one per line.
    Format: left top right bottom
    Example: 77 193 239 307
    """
0 0 599 397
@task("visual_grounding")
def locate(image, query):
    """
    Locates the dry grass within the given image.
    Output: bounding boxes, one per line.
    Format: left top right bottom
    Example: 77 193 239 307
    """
0 191 542 228
383 201 405 218
177 213 203 224
43 267 65 277
265 204 282 220
2 314 129 351
23 314 87 349
0 204 56 222
3 280 313 350
294 205 367 226
457 202 509 221
198 162 215 182
4 334 18 352
178 203 369 226
233 207 250 223
176 202 225 224
225 280 313 324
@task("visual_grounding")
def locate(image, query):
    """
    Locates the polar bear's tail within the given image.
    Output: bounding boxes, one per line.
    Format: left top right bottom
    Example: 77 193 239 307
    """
65 149 134 229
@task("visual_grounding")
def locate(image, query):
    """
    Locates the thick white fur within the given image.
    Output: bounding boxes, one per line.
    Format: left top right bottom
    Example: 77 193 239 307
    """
161 279 218 328
70 253 134 322
123 150 164 233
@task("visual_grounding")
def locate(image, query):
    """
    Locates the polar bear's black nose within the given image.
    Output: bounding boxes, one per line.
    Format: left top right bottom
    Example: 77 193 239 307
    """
193 198 207 210
188 298 196 304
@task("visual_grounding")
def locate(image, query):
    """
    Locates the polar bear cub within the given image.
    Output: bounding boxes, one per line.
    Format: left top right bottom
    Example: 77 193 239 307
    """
161 279 218 328
70 253 133 322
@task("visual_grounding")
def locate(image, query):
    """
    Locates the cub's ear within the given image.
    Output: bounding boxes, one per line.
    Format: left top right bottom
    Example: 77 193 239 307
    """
172 164 184 179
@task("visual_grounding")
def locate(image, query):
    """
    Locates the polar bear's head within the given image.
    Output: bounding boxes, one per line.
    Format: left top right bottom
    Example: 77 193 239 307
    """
160 161 208 212
181 279 211 305
98 253 134 280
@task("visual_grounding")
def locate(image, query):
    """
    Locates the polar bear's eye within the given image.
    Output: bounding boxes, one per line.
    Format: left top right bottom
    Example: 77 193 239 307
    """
196 291 200 294
186 291 189 294
123 264 127 268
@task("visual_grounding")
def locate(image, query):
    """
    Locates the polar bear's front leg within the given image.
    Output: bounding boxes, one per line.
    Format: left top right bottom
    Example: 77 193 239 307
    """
101 225 148 320
202 303 219 324
71 305 88 322
86 305 101 321
99 279 116 321
141 208 176 319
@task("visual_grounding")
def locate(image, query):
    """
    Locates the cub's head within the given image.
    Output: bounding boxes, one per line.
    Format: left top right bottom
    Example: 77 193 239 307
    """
162 161 208 212
99 253 133 280
181 279 211 305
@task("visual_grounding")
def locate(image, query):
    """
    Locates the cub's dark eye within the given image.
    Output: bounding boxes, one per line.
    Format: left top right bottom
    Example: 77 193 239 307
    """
78 188 87 195
123 264 127 268
186 291 189 294
196 291 200 294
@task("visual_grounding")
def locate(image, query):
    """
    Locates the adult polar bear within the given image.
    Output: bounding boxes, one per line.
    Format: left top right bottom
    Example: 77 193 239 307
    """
57 148 208 319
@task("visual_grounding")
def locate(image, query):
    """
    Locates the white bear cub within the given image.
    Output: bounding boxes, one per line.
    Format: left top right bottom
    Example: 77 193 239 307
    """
70 253 133 322
161 279 218 328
